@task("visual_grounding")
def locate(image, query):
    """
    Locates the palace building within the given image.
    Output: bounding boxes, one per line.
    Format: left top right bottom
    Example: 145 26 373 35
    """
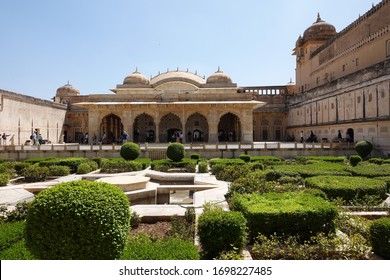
1 0 389 155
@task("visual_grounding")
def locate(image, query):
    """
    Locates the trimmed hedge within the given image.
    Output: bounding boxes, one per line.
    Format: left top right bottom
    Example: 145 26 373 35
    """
151 158 196 173
250 156 284 165
25 180 130 260
120 235 199 260
347 163 390 178
198 161 209 173
100 158 142 173
120 142 140 160
295 156 347 163
0 173 9 186
208 158 245 167
230 192 338 241
197 209 247 259
38 157 89 173
305 176 388 203
369 218 390 259
48 165 70 177
270 162 351 178
166 142 185 162
22 165 49 182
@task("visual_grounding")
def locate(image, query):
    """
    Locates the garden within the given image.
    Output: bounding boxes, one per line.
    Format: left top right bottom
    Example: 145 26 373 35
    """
0 140 390 260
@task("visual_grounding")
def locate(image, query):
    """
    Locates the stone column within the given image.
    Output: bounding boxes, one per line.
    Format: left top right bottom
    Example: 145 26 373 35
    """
208 108 218 143
88 110 100 144
120 107 133 142
241 108 254 143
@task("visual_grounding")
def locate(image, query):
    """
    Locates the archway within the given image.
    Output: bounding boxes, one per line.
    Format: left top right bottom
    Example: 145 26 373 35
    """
133 113 156 142
159 113 182 142
185 113 209 142
100 114 123 144
218 113 241 142
346 128 354 143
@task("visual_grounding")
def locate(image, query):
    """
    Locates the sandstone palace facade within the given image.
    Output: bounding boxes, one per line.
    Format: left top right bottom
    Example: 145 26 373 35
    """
1 0 389 155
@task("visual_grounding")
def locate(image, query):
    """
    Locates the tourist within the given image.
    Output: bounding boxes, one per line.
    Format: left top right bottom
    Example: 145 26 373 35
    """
2 133 10 145
84 132 89 144
300 131 304 143
32 130 37 145
38 134 43 145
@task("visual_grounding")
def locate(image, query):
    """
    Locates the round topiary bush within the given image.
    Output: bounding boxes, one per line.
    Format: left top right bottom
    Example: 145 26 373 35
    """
369 217 390 259
120 142 140 161
25 180 130 260
166 142 185 162
355 140 373 160
349 155 362 167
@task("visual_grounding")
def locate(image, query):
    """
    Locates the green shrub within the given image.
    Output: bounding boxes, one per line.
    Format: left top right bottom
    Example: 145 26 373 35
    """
22 165 49 182
135 158 151 169
230 192 338 241
251 232 369 260
38 157 89 173
100 158 142 173
208 158 245 167
120 234 199 260
347 163 390 177
305 176 387 203
198 161 209 173
120 142 140 160
130 211 141 229
25 180 130 260
76 162 93 174
270 162 351 178
13 162 31 176
92 157 103 168
190 153 200 160
211 164 250 182
24 157 53 164
48 165 70 176
355 140 373 160
0 173 9 186
349 155 362 167
228 170 269 195
295 156 347 163
250 156 284 165
151 158 196 173
368 158 385 165
166 142 185 162
197 209 247 259
0 221 26 251
0 164 15 177
239 154 251 163
369 218 390 259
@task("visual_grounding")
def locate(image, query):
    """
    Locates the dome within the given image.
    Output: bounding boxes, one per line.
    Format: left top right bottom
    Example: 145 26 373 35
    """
150 69 206 87
302 13 336 43
56 82 80 97
206 68 233 85
123 69 149 86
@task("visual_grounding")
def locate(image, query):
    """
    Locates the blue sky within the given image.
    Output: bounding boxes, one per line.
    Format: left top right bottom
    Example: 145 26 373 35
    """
0 0 377 100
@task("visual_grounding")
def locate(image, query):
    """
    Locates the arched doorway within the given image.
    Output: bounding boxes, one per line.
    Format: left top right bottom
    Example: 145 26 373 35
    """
100 114 123 144
218 113 241 142
133 113 156 142
185 113 209 142
346 128 354 143
159 113 182 142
